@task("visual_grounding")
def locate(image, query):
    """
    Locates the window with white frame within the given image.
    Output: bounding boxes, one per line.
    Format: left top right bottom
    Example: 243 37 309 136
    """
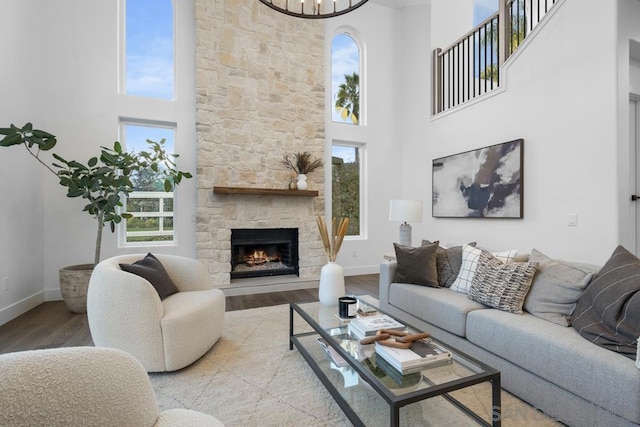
332 143 364 237
331 33 360 125
124 0 174 99
120 122 177 244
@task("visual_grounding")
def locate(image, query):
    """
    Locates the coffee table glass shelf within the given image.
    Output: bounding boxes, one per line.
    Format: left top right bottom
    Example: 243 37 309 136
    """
289 298 501 427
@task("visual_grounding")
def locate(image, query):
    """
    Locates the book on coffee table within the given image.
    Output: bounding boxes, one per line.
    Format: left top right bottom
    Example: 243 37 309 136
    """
375 338 452 374
348 314 405 339
317 337 348 367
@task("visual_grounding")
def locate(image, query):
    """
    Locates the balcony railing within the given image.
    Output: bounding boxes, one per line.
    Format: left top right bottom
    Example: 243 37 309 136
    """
433 0 558 114
125 191 174 242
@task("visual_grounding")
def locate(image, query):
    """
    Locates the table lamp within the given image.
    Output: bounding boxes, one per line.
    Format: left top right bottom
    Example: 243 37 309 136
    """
389 199 423 246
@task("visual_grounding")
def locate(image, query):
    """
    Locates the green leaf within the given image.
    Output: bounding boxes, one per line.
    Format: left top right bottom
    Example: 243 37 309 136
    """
122 213 133 219
0 133 22 147
164 180 173 192
88 157 98 167
0 127 14 135
113 141 122 154
39 138 57 151
31 129 55 139
24 123 33 132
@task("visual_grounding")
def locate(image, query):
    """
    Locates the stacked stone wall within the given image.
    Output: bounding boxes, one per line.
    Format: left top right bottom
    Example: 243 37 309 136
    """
195 0 325 286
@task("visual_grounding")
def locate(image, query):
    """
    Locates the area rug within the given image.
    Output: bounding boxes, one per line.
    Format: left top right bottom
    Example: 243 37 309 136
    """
149 304 560 426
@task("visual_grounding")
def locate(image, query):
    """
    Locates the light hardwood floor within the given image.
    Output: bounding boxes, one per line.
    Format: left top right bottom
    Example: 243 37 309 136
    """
0 274 379 355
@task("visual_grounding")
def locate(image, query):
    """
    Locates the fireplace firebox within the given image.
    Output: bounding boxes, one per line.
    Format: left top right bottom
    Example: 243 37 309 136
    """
230 228 299 279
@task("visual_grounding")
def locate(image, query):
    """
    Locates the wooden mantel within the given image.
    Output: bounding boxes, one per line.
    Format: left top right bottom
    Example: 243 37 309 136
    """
213 186 318 197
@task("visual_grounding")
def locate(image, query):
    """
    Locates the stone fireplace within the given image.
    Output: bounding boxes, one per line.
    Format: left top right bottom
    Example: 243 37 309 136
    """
230 228 299 279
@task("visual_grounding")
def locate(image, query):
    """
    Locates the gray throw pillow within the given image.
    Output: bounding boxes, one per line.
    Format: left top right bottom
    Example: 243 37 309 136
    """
523 249 594 326
393 241 440 287
468 250 538 314
572 245 640 359
120 253 179 300
422 240 476 288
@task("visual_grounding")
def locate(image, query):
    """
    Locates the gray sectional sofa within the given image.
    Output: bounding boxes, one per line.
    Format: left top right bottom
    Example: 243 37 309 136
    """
379 257 640 426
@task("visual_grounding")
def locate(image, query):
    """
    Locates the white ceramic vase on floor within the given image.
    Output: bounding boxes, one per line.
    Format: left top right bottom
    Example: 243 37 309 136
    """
318 261 345 307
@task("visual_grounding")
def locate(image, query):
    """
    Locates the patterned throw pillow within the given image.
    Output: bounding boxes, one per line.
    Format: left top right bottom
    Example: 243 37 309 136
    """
572 245 640 359
422 240 477 288
468 250 538 314
450 244 518 294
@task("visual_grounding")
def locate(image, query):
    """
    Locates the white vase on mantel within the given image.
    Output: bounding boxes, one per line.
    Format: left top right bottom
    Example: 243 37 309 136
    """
319 261 345 307
296 173 308 190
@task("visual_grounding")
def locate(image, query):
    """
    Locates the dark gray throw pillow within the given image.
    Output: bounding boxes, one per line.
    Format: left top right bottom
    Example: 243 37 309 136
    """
422 240 476 288
393 241 439 287
120 253 179 300
572 245 640 359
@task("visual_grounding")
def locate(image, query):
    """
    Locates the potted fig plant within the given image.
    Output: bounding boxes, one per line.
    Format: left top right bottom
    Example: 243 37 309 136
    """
0 123 192 313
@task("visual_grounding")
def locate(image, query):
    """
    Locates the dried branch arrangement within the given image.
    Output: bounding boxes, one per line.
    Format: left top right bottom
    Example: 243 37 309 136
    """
316 215 350 262
282 151 323 175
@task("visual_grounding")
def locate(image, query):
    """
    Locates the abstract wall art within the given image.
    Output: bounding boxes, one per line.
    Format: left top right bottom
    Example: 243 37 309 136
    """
432 139 523 218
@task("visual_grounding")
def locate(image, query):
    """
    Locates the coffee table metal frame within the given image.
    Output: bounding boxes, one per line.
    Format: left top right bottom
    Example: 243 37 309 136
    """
289 300 501 427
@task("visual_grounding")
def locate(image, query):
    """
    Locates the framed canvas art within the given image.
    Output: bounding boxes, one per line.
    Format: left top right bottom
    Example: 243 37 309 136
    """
432 139 523 218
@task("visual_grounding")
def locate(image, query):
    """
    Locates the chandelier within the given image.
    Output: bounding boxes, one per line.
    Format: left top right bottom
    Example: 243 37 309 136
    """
259 0 370 19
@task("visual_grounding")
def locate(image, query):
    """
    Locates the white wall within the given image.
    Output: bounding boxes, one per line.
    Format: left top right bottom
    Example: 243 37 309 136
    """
38 0 197 299
631 59 640 95
617 0 640 252
0 0 197 317
410 0 620 264
325 3 407 274
0 0 47 324
431 0 473 50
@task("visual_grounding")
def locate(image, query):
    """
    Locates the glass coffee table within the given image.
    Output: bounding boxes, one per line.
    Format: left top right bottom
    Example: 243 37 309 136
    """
289 297 501 427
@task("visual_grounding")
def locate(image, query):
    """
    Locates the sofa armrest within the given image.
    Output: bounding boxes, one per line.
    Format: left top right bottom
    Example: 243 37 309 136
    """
379 261 397 308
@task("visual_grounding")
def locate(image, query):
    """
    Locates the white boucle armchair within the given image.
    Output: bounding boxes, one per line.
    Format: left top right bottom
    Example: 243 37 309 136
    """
87 254 225 372
0 346 224 426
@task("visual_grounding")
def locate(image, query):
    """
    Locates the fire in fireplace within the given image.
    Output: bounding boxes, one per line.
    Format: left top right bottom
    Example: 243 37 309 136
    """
230 228 299 279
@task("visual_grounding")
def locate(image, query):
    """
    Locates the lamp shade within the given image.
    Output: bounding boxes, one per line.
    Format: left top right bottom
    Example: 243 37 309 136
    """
389 199 423 223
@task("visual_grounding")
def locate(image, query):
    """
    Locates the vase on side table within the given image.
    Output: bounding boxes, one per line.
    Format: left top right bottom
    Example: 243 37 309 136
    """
319 261 345 307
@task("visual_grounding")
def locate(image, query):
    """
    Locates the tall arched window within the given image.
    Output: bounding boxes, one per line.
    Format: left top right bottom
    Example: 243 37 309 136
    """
330 31 365 238
331 34 360 125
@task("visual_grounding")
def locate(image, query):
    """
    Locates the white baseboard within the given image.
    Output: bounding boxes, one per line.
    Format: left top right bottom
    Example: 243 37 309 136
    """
0 292 45 327
44 288 63 301
343 265 379 276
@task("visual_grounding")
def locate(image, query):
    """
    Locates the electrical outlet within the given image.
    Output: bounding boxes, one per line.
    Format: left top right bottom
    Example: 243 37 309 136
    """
568 213 578 227
2 277 8 292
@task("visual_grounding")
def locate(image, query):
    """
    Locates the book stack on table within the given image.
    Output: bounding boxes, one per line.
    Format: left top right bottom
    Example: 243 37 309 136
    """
347 314 405 340
375 338 452 374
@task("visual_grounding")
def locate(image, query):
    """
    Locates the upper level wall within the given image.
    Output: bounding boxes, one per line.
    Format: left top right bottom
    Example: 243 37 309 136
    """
409 0 619 264
430 0 474 49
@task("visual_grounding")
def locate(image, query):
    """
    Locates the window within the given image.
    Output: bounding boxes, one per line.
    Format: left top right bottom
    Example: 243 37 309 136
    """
331 34 360 125
124 0 174 99
332 144 364 237
120 122 176 244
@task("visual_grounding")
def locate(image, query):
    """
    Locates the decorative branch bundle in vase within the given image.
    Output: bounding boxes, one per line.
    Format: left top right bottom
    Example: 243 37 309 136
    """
316 216 349 307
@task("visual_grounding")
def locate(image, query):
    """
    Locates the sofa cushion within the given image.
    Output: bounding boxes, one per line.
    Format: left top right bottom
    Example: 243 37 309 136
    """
120 253 179 300
468 250 538 314
524 249 595 327
572 245 640 359
450 245 518 294
423 240 477 288
466 309 640 424
393 241 440 287
388 284 487 337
